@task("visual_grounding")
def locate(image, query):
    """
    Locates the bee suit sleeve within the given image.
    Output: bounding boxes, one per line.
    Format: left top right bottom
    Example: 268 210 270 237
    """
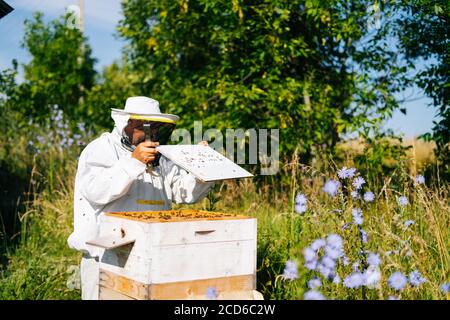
78 112 148 206
78 136 147 206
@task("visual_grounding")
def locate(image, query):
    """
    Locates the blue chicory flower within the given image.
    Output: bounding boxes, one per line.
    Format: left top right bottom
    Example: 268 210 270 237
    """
404 220 415 227
295 193 307 205
308 278 322 289
37 135 46 145
303 247 317 262
323 180 341 197
364 265 381 288
359 228 368 243
341 255 350 266
326 234 343 249
441 283 450 293
398 196 408 207
409 270 427 287
367 253 381 266
352 177 366 190
415 175 425 184
352 208 363 225
321 256 336 270
310 239 326 251
325 245 341 260
388 271 408 291
283 260 299 280
343 272 365 288
317 264 333 279
295 203 307 214
332 274 341 284
304 259 318 271
206 287 218 299
303 290 325 300
363 191 375 202
338 167 357 179
77 122 86 132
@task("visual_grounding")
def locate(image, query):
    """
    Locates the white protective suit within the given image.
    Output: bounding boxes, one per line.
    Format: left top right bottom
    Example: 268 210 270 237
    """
67 111 214 300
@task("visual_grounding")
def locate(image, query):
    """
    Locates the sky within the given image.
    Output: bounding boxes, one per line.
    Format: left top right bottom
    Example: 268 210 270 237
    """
0 0 439 138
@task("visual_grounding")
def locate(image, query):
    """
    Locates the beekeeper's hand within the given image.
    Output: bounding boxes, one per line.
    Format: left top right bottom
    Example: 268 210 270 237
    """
198 140 209 146
132 141 160 164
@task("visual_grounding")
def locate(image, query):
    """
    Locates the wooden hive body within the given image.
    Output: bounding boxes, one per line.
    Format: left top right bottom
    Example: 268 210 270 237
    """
89 210 258 300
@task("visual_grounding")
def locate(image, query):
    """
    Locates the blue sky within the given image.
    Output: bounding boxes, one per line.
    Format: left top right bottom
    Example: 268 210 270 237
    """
0 0 439 138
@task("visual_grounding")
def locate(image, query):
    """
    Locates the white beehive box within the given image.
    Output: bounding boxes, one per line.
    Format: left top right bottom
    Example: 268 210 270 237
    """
87 210 259 300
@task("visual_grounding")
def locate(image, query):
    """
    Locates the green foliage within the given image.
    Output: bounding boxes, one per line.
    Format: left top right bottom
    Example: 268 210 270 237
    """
118 0 406 158
0 1 448 300
5 12 96 124
0 61 18 99
0 71 31 248
0 96 89 258
353 132 411 190
3 142 448 299
393 0 450 179
0 103 88 298
0 156 81 300
85 62 137 129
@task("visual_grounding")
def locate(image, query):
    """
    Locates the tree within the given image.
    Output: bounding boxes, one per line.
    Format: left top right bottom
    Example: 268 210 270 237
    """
85 61 137 130
393 0 449 178
118 0 407 160
6 12 97 124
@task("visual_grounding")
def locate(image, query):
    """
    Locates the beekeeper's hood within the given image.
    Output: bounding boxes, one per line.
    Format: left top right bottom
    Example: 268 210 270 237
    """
111 96 179 135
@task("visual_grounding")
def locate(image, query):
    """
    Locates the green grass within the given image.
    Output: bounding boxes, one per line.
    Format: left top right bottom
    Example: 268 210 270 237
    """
0 160 80 300
202 174 449 300
0 147 448 300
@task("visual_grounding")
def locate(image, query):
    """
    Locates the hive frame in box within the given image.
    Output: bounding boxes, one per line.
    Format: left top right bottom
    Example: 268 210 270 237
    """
87 210 263 300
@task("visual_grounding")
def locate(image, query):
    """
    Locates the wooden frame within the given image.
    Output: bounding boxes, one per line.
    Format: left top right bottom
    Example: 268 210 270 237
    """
99 269 256 300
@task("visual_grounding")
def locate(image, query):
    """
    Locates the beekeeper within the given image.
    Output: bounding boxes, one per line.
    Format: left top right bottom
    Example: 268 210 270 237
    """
67 96 214 300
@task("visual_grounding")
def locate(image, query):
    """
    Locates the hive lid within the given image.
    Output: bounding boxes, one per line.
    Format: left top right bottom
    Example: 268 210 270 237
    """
156 145 253 182
104 209 252 223
86 235 135 250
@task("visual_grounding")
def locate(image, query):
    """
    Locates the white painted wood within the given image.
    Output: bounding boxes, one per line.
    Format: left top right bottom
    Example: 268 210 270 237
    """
98 217 152 255
150 219 256 246
86 235 135 250
151 239 257 283
99 239 256 284
98 215 256 252
100 252 151 284
97 213 258 286
157 145 253 182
